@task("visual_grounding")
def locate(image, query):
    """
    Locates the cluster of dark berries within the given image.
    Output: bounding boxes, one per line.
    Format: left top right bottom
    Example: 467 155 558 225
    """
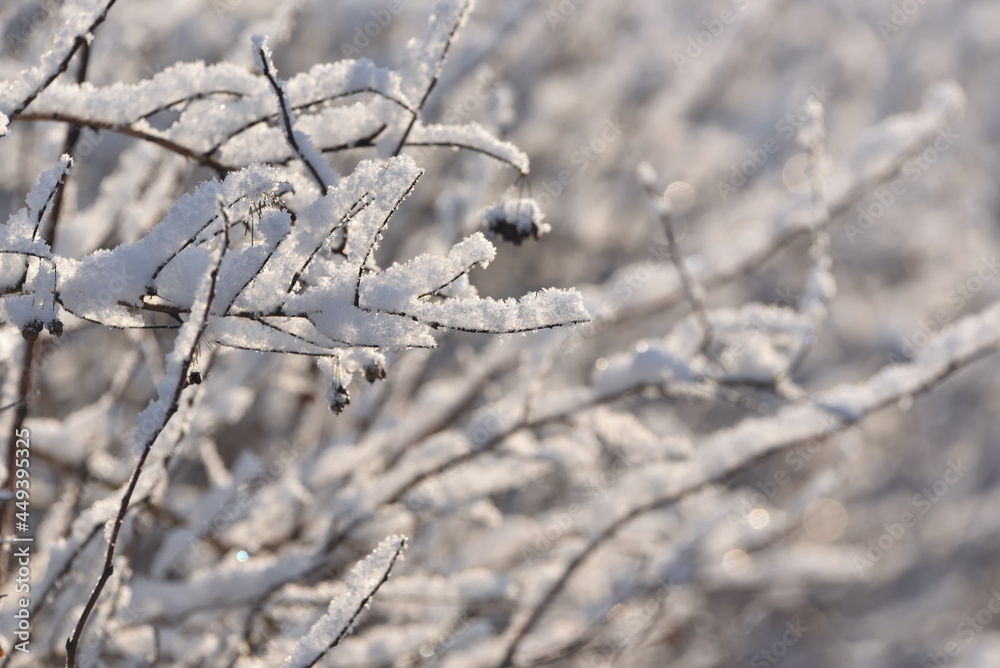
483 198 550 246
21 318 63 341
328 383 350 414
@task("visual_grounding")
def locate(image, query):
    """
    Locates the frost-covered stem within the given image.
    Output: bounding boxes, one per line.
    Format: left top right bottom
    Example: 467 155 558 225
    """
18 111 232 173
208 90 412 156
64 234 228 668
785 99 831 377
610 108 959 329
2 0 117 124
1 47 87 581
149 193 253 284
222 381 740 647
328 382 689 554
286 197 364 293
7 156 70 296
135 350 218 509
245 389 606 630
137 90 246 121
369 305 589 335
639 171 712 351
785 230 831 380
498 305 1000 667
43 43 91 251
300 537 407 668
354 179 421 307
28 171 65 243
254 41 327 191
398 140 528 176
391 6 468 157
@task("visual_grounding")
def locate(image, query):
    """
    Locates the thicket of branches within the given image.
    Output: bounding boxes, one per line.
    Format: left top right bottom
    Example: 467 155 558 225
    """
1 1 998 667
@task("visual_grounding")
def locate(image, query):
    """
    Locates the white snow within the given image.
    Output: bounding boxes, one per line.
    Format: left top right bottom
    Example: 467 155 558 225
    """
281 535 407 667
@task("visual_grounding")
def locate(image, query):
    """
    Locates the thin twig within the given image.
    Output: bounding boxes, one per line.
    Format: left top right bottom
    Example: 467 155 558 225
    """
391 3 471 157
17 112 231 173
0 392 39 414
302 537 407 668
600 107 962 330
254 39 328 191
206 91 411 156
64 226 230 668
354 175 421 307
638 164 712 350
785 98 832 377
401 139 528 175
0 46 90 585
496 310 1000 666
2 0 118 124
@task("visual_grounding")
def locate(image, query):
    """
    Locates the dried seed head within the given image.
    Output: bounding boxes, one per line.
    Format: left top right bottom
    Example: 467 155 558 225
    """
363 359 386 383
46 318 64 337
483 197 550 245
21 319 43 341
187 370 202 385
328 383 350 414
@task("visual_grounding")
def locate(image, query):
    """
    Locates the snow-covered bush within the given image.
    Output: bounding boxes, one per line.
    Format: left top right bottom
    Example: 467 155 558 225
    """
1 0 999 666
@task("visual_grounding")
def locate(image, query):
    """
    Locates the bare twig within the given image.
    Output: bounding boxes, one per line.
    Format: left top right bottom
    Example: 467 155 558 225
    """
254 38 328 191
17 112 231 173
637 162 713 351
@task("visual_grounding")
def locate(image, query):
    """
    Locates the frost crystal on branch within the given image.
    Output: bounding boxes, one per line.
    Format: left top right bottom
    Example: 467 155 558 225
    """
1 27 588 368
280 536 407 667
0 2 589 663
